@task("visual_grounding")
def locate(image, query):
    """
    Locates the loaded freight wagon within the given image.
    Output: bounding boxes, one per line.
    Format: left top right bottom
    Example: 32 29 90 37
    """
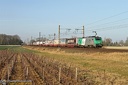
60 38 67 47
76 36 103 47
53 39 67 47
66 38 77 47
53 40 59 47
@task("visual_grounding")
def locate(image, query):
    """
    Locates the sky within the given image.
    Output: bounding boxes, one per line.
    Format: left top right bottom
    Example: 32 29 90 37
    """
0 0 128 42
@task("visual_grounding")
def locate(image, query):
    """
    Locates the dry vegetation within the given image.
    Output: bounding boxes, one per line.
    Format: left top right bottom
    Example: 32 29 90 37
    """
0 46 128 85
103 46 128 50
24 46 128 85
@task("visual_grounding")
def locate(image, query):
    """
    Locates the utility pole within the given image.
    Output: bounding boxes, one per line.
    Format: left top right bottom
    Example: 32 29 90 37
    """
75 26 85 38
83 26 85 37
54 33 56 40
39 32 41 45
58 25 60 45
31 36 32 45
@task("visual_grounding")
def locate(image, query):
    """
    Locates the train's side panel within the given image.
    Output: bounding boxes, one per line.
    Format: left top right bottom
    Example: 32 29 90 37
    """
77 38 82 46
82 38 86 46
85 37 95 47
85 37 103 47
77 38 86 47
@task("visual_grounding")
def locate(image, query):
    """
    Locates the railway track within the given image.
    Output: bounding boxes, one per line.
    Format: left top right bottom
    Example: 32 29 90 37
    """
25 46 128 54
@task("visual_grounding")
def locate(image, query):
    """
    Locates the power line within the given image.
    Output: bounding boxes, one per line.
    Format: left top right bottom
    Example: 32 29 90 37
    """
86 10 128 26
87 23 128 31
59 25 84 38
60 26 83 30
86 17 128 29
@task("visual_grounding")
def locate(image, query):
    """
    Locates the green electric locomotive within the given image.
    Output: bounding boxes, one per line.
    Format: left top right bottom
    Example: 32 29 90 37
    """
77 36 103 47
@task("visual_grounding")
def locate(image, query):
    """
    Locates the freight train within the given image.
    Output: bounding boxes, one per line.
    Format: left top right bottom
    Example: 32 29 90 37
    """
33 36 103 48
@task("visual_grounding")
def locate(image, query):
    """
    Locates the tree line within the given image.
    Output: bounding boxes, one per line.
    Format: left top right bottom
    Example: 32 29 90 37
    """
103 37 128 46
0 34 23 45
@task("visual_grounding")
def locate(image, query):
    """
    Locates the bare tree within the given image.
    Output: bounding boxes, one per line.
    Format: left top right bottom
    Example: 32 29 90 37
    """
0 34 23 45
103 38 112 46
125 37 128 46
119 40 124 46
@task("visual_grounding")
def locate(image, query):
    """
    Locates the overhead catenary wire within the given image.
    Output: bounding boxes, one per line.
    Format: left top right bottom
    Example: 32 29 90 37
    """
46 10 128 40
87 23 128 32
84 10 128 33
60 11 128 34
86 17 128 30
59 25 83 34
57 25 84 38
60 26 83 30
86 10 128 26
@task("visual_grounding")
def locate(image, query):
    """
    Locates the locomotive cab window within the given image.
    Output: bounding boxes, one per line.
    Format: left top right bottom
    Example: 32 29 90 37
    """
95 37 101 40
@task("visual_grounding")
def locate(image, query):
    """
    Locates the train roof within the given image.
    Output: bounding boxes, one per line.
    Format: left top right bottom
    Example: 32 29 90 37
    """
59 36 102 40
86 36 101 38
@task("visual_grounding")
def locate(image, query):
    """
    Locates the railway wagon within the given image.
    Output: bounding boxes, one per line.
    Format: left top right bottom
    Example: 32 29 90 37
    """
66 38 77 47
60 38 67 47
53 39 67 47
53 40 59 47
43 40 54 46
77 36 102 47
